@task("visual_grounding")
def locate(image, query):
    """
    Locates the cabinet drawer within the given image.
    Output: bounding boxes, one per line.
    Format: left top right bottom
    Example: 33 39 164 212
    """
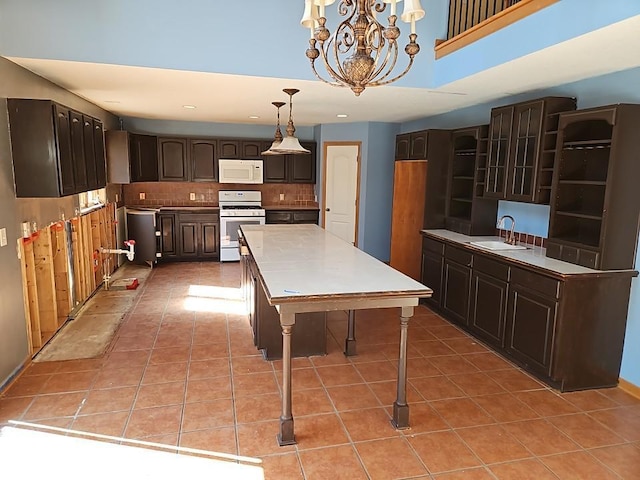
578 249 599 269
445 245 472 266
180 213 218 223
266 211 292 224
422 237 445 255
292 211 318 223
510 267 560 299
473 254 509 281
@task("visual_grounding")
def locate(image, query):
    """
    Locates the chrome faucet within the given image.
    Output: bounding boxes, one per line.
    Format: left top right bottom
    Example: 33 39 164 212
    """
497 215 517 245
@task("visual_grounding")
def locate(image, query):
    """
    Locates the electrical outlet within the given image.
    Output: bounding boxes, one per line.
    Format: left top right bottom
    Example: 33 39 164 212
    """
115 193 119 202
279 193 285 201
139 192 146 200
0 228 7 247
190 193 196 201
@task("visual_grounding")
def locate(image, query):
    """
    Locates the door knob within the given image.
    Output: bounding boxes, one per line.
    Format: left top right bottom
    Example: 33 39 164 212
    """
326 208 330 212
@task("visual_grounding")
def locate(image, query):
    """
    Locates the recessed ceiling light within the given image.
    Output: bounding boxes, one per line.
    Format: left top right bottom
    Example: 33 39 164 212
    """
104 100 121 104
337 114 348 118
183 105 197 109
249 115 260 119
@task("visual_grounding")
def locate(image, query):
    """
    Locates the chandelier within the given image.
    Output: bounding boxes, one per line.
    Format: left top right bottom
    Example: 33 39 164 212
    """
301 0 425 96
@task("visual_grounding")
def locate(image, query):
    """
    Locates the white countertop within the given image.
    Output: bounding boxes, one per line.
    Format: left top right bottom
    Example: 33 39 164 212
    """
241 224 432 304
422 229 635 276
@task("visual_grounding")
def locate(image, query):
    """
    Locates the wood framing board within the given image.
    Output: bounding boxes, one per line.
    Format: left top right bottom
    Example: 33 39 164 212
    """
50 222 72 327
81 214 95 295
32 228 58 343
18 237 40 353
71 218 85 303
90 210 103 287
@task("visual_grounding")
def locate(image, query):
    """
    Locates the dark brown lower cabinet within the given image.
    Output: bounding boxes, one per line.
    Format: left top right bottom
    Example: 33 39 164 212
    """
265 209 319 224
421 248 443 308
469 271 508 348
158 210 219 261
420 232 636 391
442 246 472 326
505 282 557 377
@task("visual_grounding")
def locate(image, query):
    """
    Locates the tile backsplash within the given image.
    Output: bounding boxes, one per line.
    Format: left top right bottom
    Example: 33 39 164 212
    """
123 182 316 207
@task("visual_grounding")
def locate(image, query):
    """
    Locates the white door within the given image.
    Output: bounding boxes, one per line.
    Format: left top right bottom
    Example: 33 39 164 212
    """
323 144 359 244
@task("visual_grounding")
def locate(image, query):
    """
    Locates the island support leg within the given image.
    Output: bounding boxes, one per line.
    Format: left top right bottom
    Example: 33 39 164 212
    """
344 310 357 356
278 312 296 446
392 305 413 429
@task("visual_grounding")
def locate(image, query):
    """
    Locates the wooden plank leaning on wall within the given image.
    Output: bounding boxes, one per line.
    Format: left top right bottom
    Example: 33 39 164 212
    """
17 204 118 356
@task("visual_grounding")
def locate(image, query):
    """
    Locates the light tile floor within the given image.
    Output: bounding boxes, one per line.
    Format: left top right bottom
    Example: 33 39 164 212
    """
1 261 640 479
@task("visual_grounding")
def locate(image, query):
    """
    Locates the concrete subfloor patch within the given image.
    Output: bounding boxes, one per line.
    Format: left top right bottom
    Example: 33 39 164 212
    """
33 263 152 363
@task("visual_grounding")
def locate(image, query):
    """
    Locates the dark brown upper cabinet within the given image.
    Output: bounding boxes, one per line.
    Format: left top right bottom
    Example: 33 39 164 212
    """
129 133 159 182
7 99 106 197
159 137 220 182
158 137 189 181
547 104 640 270
219 140 240 158
445 125 497 235
93 119 107 189
241 140 263 159
263 142 316 183
484 97 577 204
190 139 218 182
395 130 428 160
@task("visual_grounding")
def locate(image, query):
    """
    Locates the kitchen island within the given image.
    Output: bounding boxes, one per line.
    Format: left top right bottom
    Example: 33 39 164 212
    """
240 224 432 446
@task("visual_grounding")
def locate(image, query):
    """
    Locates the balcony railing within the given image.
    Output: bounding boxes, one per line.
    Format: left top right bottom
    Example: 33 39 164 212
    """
436 0 559 59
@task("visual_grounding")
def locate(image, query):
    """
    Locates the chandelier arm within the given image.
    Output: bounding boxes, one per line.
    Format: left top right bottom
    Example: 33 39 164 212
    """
319 34 353 87
367 55 416 88
368 39 399 84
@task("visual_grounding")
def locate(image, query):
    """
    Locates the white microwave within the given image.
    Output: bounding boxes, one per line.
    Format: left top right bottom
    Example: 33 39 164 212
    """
218 159 263 184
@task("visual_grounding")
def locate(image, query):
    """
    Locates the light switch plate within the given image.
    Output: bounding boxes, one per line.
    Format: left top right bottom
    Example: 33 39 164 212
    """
139 192 146 200
279 193 285 201
190 193 196 201
0 228 7 247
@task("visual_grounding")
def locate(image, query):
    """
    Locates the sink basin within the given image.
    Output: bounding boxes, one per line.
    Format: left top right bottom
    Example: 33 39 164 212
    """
469 241 528 251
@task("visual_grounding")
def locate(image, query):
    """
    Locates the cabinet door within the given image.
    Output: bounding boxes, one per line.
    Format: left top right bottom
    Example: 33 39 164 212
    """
506 284 558 376
241 140 263 159
265 211 292 224
409 131 428 159
507 101 543 202
485 106 513 199
82 116 98 190
421 249 443 308
200 221 219 258
158 138 189 181
442 258 471 326
53 105 76 196
158 213 177 258
129 134 158 182
219 140 240 158
93 120 107 188
178 222 198 258
70 110 88 193
190 139 218 182
469 271 508 348
395 134 410 160
263 154 288 183
289 143 316 183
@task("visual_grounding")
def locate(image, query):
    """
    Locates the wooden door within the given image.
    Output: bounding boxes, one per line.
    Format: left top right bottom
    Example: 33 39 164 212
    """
389 160 427 280
323 143 360 245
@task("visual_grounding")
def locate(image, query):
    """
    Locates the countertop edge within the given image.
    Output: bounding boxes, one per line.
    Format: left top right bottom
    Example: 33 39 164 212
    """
421 229 638 279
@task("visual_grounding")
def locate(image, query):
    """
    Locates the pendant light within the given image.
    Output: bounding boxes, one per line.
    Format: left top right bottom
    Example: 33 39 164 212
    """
270 88 310 155
261 101 286 155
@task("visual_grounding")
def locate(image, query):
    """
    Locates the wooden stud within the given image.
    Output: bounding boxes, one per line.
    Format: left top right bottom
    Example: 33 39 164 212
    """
50 223 72 327
32 227 58 344
18 237 40 353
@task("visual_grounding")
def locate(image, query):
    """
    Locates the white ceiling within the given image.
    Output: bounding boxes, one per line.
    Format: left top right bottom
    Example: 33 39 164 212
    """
6 15 640 127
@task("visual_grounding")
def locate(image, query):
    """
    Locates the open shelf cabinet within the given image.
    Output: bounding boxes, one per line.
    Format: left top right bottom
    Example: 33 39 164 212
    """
547 104 640 270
